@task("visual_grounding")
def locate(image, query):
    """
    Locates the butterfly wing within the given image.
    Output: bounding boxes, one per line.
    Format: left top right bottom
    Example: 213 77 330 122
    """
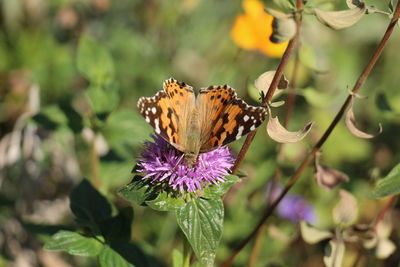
137 78 195 152
199 89 266 152
197 85 237 151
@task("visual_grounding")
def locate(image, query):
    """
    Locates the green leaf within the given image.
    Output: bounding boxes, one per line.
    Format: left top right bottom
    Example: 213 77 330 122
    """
146 192 185 211
176 198 224 267
77 34 115 86
370 163 400 198
118 176 157 205
101 109 151 157
85 85 119 120
172 249 183 267
99 245 135 267
70 179 112 229
32 105 68 130
44 230 102 257
202 175 239 199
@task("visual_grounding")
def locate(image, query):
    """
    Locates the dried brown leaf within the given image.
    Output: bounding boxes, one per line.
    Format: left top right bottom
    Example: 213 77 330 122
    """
314 6 365 30
268 10 296 43
333 190 358 225
254 71 289 98
266 115 314 143
315 164 349 190
345 103 382 139
323 239 345 267
300 221 333 244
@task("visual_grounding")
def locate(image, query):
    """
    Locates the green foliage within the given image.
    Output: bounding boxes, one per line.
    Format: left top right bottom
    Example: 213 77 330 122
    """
176 198 224 267
99 246 135 267
370 163 400 198
1 0 400 266
44 180 160 267
44 230 103 257
77 35 115 87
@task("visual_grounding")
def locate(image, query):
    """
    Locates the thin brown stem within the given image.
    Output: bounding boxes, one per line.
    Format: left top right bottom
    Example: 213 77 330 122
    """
221 1 400 266
372 195 397 228
231 2 303 175
283 51 300 128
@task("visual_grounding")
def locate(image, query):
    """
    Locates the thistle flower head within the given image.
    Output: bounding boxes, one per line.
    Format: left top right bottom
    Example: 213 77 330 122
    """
137 135 234 193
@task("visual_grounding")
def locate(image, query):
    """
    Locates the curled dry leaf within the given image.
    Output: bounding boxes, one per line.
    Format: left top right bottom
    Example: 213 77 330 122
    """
300 221 333 244
266 114 314 143
345 101 382 139
314 5 366 30
254 71 289 98
265 9 296 43
323 239 345 267
314 163 349 190
333 189 358 225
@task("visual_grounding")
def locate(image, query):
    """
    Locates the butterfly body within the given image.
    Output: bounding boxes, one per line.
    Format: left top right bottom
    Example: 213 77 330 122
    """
138 78 266 166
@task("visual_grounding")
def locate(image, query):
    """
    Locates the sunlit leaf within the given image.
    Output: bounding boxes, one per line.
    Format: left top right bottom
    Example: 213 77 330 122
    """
118 176 157 205
202 175 239 199
376 238 396 259
77 34 115 86
266 114 314 143
323 239 345 267
44 230 103 257
146 192 185 211
254 71 289 97
176 198 223 267
99 245 135 267
85 86 119 120
314 6 365 30
345 100 382 139
333 190 358 225
369 163 400 198
300 221 333 244
172 249 183 267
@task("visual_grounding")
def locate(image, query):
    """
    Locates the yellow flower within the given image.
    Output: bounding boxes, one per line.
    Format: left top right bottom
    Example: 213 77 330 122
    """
231 0 288 57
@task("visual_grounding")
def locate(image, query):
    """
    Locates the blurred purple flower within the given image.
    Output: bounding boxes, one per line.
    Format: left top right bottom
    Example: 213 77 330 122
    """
268 183 316 224
277 195 316 224
137 135 234 192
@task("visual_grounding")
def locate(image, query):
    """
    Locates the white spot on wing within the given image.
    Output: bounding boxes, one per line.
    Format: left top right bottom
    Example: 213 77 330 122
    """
145 116 150 123
154 118 161 134
152 107 157 114
250 125 256 131
243 115 250 122
236 126 244 140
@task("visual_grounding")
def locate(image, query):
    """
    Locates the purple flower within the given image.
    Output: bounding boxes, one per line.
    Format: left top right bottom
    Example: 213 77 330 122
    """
268 183 316 224
277 195 316 224
137 135 235 193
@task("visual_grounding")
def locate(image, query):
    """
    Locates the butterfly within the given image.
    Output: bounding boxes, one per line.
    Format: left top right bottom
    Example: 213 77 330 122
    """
137 78 266 166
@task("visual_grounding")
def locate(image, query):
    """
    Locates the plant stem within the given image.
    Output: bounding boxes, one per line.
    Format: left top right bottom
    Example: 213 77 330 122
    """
231 1 303 175
221 1 400 266
372 195 397 228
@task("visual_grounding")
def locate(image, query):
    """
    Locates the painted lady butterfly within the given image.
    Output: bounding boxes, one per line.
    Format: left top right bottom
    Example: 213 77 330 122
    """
137 78 266 166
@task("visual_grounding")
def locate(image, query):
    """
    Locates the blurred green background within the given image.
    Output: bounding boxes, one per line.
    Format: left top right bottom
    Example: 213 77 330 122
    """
0 0 400 266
